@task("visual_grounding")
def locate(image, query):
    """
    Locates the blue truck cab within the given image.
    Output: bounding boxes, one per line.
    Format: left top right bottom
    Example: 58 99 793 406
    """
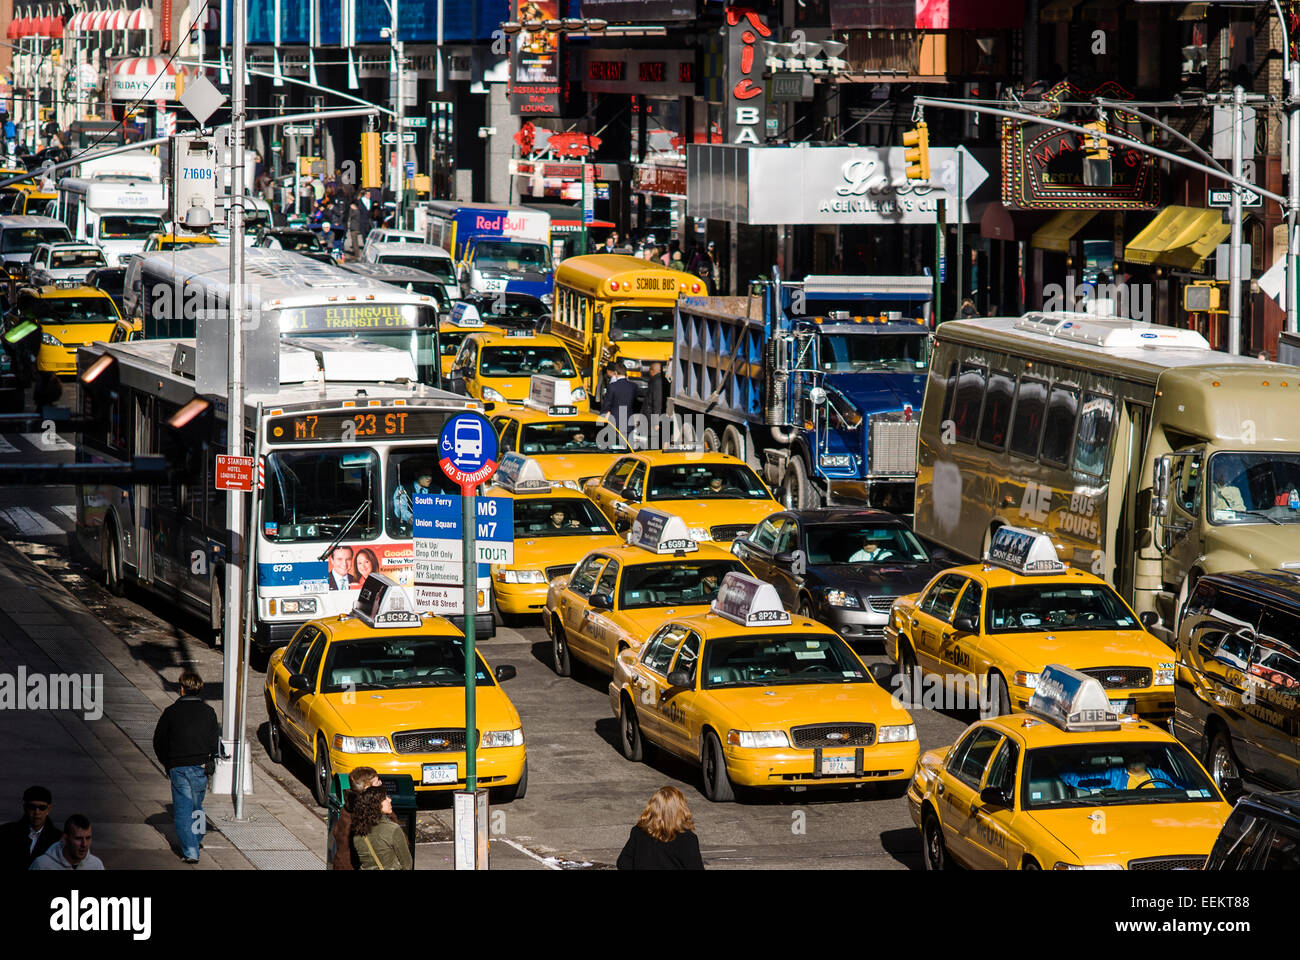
422 201 554 305
670 272 932 513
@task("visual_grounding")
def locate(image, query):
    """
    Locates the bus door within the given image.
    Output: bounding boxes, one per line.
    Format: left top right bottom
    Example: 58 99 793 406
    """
133 395 153 581
1114 400 1150 600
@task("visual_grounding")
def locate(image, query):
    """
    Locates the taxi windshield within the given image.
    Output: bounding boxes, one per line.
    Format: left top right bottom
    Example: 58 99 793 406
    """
19 295 118 322
1208 452 1300 524
619 559 748 609
319 635 493 693
647 463 769 500
806 523 930 564
480 295 548 320
512 498 613 537
263 449 380 542
520 421 628 455
608 307 674 342
440 330 467 356
701 634 869 688
1022 742 1219 810
479 344 576 378
984 583 1138 634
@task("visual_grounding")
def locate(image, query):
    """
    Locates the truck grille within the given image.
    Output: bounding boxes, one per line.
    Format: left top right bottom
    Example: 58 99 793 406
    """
709 523 753 542
1081 667 1152 689
866 596 895 614
868 418 920 476
545 564 575 580
790 723 876 748
1127 855 1207 870
392 728 474 755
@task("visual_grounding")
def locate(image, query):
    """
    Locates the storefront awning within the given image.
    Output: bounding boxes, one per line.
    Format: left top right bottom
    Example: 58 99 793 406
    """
1031 210 1096 253
109 56 178 101
1124 205 1230 270
126 8 153 30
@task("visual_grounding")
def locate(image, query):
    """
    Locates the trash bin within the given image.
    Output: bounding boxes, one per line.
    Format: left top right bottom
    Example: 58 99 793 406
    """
326 772 417 869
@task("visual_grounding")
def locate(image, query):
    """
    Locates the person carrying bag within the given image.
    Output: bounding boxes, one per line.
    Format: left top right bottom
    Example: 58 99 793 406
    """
350 786 412 870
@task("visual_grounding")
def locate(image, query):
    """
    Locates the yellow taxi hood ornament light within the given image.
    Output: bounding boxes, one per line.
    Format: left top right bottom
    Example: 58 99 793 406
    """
629 508 698 555
352 573 420 628
985 525 1067 575
1027 664 1122 732
711 572 791 627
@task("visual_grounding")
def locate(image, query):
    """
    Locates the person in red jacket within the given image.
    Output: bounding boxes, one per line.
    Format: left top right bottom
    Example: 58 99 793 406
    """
617 786 705 870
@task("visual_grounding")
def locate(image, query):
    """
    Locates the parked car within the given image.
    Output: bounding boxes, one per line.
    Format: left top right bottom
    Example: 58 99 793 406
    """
1204 790 1300 869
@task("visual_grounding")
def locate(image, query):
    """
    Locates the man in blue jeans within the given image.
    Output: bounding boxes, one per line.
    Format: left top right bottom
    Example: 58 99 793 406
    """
153 670 221 864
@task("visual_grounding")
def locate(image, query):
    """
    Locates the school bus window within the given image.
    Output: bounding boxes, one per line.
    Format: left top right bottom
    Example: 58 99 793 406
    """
1040 384 1080 468
1008 376 1048 459
1072 392 1115 477
950 364 986 443
978 369 1015 450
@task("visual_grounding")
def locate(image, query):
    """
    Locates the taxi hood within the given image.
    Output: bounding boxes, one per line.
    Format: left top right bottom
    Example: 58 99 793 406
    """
699 681 910 730
320 684 519 733
984 629 1170 667
1026 802 1230 867
647 498 779 533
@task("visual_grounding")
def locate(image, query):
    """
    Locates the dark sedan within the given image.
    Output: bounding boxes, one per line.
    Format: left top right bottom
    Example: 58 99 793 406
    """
730 509 948 644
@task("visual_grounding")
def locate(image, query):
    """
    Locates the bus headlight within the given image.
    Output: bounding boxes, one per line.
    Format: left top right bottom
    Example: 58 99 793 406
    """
877 724 916 743
333 735 392 754
1155 662 1175 686
278 598 318 616
481 728 524 748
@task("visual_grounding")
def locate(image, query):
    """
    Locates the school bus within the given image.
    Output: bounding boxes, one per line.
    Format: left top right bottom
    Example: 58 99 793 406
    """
913 311 1300 643
551 254 703 402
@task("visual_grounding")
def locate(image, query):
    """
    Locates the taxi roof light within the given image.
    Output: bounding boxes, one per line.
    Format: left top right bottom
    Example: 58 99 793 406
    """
352 573 421 628
711 572 791 627
984 525 1067 575
525 374 577 414
628 508 699 554
449 302 485 327
661 440 704 453
493 451 552 492
1026 664 1122 732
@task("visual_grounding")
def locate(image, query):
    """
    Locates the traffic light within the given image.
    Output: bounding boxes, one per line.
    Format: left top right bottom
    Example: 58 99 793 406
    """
1082 120 1110 161
1082 120 1112 187
361 130 381 190
1183 282 1221 313
903 122 930 181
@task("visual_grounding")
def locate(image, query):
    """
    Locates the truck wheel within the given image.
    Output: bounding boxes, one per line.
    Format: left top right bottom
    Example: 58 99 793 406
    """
781 456 818 510
721 425 745 460
701 427 721 452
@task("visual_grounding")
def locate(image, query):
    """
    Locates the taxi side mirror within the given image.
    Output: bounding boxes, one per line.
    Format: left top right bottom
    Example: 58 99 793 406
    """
288 673 310 692
493 664 517 683
869 662 895 685
589 592 613 610
953 616 976 633
1139 610 1159 631
667 669 692 689
979 786 1010 808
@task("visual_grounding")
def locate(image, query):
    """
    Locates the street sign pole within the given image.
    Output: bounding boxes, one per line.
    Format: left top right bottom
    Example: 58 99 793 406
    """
1229 85 1244 355
955 149 965 310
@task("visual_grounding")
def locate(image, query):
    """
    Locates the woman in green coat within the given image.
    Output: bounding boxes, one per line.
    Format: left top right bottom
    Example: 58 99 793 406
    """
351 786 413 870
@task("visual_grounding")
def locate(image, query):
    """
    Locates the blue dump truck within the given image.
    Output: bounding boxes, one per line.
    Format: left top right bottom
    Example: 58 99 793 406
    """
421 201 554 305
669 273 933 512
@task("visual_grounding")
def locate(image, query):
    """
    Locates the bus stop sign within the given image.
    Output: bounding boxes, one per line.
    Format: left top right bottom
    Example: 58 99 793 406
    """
439 412 499 493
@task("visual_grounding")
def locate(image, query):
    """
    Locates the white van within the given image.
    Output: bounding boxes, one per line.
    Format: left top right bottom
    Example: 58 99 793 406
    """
363 241 459 305
55 177 167 265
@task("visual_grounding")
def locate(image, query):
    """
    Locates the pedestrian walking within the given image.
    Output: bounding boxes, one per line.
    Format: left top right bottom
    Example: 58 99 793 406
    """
298 176 314 218
330 766 380 870
600 361 639 441
616 786 704 870
957 297 978 319
643 360 668 419
347 199 366 261
29 815 104 870
152 670 220 864
688 242 716 295
0 785 61 869
350 785 413 870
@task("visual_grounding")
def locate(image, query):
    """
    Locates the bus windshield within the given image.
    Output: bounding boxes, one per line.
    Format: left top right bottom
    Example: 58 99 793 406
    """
473 240 552 272
647 463 769 500
100 216 164 240
2 226 71 253
293 330 440 386
1022 742 1219 810
18 295 118 322
984 583 1139 633
479 344 575 377
1209 452 1300 524
512 497 613 537
520 421 628 455
609 307 674 342
263 449 380 542
819 332 929 373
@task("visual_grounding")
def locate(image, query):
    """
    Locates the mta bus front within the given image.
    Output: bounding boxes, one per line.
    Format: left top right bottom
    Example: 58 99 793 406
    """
254 406 495 652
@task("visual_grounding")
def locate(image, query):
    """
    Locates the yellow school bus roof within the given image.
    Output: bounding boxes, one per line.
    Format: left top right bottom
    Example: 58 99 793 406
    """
555 253 701 298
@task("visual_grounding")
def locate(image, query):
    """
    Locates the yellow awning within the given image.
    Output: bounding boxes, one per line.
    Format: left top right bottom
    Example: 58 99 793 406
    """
1031 210 1096 253
1041 0 1083 22
1124 206 1231 270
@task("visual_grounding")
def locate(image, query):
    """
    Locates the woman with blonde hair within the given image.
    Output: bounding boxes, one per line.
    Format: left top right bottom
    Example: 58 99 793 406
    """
616 786 704 870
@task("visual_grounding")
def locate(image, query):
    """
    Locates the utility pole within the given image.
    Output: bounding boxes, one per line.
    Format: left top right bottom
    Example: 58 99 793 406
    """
1229 84 1244 355
1289 62 1300 335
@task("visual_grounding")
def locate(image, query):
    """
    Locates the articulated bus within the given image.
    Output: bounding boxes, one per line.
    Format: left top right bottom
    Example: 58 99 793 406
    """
74 336 494 657
124 247 441 386
914 312 1300 641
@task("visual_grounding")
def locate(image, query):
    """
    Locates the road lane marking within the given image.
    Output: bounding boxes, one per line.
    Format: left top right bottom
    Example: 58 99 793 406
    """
0 506 62 536
496 837 565 870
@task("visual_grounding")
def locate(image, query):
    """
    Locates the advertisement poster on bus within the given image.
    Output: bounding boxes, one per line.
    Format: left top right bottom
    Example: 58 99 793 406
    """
259 543 415 592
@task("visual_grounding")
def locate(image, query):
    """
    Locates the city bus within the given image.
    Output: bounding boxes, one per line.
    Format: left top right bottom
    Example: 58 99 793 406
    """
913 311 1300 641
73 336 495 657
551 254 703 401
124 247 441 387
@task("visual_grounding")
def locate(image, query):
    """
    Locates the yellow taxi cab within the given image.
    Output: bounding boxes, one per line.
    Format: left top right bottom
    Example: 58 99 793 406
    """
608 572 918 801
490 376 630 489
437 301 506 381
584 446 782 544
3 284 125 379
142 231 220 252
263 574 527 806
909 663 1231 870
884 526 1176 722
545 507 756 677
3 183 57 216
447 325 589 412
483 453 622 618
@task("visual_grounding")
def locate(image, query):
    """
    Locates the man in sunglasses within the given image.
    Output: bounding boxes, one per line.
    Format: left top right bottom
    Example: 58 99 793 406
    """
0 785 60 869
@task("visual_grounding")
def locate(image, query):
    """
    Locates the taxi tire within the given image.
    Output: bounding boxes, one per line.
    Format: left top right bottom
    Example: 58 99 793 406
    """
979 672 1011 720
312 734 332 808
702 731 736 803
265 701 284 765
494 761 528 803
898 643 921 705
922 811 949 870
619 698 644 762
552 623 573 677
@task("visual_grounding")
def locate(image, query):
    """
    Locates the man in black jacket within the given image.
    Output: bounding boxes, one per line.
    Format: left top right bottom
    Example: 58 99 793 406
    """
153 671 220 864
643 361 668 420
0 785 60 869
600 362 639 445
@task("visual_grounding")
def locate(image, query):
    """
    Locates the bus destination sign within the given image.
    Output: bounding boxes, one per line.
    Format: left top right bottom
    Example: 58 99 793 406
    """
278 303 427 332
266 409 447 444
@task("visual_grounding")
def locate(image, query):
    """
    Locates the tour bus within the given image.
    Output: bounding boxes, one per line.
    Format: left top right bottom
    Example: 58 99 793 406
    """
55 176 167 265
551 254 703 400
124 247 441 387
73 336 495 656
913 311 1300 641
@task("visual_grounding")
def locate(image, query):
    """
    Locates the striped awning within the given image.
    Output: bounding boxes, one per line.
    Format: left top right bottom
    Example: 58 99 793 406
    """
126 7 153 30
110 55 179 101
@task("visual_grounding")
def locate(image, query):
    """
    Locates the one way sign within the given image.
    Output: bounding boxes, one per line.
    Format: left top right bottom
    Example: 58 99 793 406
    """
1208 187 1263 209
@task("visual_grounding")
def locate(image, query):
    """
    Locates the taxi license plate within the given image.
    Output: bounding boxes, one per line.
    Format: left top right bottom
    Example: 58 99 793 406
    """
422 763 458 785
1109 698 1135 714
821 754 854 775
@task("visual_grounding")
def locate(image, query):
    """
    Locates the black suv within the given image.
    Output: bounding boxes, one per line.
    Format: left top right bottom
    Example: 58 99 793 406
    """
1174 570 1300 795
1204 791 1300 869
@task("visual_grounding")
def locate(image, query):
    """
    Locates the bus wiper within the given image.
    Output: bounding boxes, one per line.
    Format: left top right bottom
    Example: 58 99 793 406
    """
318 498 373 561
1236 509 1283 525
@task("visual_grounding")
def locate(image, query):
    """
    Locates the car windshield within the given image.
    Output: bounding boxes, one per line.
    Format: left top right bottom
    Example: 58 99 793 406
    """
609 307 674 342
262 449 380 542
520 421 627 455
647 463 769 500
320 635 493 693
18 295 118 322
805 523 931 565
380 254 455 281
474 240 552 272
701 634 869 689
481 296 548 320
479 344 575 378
2 226 71 253
984 583 1139 633
512 497 613 537
49 249 105 269
1022 742 1219 810
99 216 164 240
273 232 324 251
1208 452 1300 524
620 559 748 609
819 332 929 373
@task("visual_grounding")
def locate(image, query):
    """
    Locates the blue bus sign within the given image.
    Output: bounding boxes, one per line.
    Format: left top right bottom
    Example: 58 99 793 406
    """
439 412 499 493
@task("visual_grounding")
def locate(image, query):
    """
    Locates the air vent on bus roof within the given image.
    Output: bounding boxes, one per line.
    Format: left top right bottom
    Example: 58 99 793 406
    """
1014 313 1211 350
